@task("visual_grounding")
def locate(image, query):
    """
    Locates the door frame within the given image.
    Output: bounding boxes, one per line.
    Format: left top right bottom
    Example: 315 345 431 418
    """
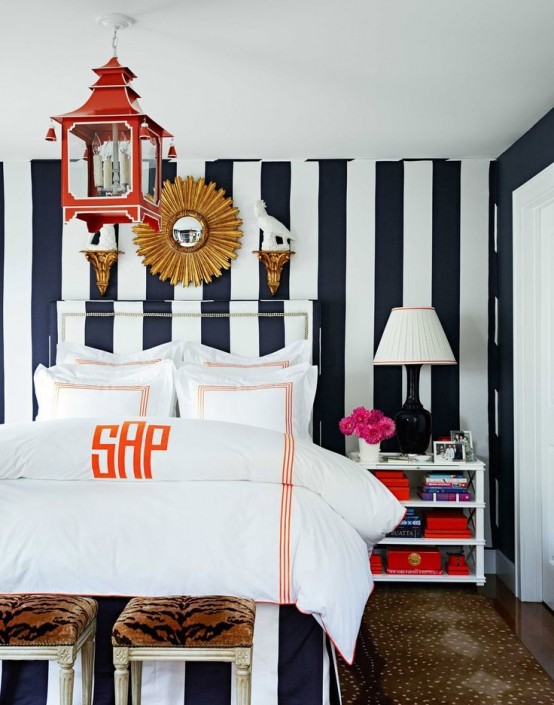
513 163 554 600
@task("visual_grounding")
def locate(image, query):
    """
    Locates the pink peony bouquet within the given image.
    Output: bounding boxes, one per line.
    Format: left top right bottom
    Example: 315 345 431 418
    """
339 407 396 444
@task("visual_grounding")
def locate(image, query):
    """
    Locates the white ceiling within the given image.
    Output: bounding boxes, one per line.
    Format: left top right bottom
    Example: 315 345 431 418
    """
2 0 554 161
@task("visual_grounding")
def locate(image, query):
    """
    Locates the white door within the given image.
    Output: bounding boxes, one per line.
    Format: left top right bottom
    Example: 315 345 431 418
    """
540 202 554 611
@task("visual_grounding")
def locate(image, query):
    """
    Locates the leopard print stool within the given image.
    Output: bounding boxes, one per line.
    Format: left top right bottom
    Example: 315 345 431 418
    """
0 594 97 705
112 595 255 705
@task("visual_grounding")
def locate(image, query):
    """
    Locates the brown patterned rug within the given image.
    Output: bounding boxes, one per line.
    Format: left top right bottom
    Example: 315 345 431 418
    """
337 585 554 705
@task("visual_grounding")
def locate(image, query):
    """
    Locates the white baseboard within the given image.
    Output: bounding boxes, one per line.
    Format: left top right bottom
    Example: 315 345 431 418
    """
496 550 516 594
484 548 497 575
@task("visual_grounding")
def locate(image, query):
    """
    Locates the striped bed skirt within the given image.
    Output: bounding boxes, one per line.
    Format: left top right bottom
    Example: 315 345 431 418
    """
0 600 341 705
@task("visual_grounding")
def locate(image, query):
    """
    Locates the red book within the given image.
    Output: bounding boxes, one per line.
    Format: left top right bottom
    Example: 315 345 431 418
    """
424 510 469 528
424 530 472 538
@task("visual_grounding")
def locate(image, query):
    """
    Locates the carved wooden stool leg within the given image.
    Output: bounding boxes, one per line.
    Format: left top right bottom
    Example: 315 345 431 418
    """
131 660 143 705
57 646 76 705
113 647 130 705
59 663 75 705
235 648 252 705
81 635 95 705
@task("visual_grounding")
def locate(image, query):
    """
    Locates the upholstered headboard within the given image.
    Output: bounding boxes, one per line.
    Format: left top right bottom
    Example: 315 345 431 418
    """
50 299 322 443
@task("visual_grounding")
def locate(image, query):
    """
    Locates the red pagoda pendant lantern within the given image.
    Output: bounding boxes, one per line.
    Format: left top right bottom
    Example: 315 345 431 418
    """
49 15 172 233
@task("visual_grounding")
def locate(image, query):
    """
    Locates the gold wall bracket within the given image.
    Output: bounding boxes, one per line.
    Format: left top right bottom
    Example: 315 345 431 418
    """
81 250 124 296
253 250 295 296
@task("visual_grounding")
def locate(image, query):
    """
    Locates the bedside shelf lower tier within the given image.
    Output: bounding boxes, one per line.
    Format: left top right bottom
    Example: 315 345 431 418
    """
372 572 485 585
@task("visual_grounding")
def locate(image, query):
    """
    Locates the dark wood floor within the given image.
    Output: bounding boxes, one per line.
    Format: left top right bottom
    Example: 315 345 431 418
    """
480 575 554 680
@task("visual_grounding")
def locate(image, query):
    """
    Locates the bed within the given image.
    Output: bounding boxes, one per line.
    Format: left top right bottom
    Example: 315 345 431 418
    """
0 299 403 705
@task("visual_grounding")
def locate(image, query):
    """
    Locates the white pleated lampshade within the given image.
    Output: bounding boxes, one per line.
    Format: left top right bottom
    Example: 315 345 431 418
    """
374 307 456 365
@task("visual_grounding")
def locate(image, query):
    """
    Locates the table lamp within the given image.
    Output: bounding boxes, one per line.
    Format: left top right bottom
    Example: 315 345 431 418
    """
373 307 456 454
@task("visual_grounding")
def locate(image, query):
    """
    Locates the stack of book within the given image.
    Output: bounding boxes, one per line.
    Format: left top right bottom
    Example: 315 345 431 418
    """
423 509 472 539
374 470 410 500
419 472 471 502
370 551 383 575
387 508 422 538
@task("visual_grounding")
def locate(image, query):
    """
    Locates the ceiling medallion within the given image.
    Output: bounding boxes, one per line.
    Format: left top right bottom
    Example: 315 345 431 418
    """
133 176 243 287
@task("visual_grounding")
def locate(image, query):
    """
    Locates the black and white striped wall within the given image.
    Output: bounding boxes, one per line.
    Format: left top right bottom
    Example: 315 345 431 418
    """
0 159 491 461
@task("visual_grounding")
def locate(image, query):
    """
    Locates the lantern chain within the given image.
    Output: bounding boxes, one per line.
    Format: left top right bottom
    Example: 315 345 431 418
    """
112 27 119 57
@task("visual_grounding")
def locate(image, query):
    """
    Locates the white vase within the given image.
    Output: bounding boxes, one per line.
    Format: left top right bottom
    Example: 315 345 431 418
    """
358 438 380 462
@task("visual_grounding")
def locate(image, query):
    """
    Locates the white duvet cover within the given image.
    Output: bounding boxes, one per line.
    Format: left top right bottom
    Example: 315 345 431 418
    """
0 418 404 663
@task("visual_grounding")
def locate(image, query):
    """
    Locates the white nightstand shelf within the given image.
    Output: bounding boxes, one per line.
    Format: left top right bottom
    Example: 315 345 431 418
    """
380 537 486 546
350 453 487 586
403 489 484 509
372 572 481 584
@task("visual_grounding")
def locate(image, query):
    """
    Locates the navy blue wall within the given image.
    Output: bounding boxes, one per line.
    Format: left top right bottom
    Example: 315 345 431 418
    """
495 107 554 561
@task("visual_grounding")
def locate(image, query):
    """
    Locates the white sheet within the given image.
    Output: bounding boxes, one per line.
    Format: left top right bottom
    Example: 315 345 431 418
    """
0 418 404 663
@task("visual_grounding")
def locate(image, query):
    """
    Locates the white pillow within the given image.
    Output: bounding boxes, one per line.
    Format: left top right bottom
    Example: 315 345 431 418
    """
175 363 317 438
182 340 311 369
34 361 176 420
56 340 184 367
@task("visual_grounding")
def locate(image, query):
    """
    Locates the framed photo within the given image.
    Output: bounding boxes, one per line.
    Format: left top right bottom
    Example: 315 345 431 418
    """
450 430 475 461
433 441 466 463
450 430 473 447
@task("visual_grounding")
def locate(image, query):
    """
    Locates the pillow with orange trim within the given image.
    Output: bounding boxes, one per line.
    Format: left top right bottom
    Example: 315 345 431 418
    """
56 340 184 367
174 362 317 438
182 340 311 369
34 361 176 420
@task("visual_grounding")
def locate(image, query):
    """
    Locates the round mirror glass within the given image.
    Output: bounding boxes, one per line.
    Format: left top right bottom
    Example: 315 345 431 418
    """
172 216 204 247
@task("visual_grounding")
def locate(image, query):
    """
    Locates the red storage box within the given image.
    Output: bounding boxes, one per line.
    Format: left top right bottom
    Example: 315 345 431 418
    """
446 553 470 575
389 487 410 501
370 552 383 574
424 509 469 528
386 547 443 575
423 509 471 538
375 471 410 499
375 471 410 487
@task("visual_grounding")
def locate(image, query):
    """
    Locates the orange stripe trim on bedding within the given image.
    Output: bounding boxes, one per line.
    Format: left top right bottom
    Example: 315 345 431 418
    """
195 382 296 602
279 433 295 603
75 359 162 366
52 383 151 417
197 382 294 435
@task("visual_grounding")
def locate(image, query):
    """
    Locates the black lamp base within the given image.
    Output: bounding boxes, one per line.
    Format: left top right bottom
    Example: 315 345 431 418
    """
395 364 432 455
395 406 431 454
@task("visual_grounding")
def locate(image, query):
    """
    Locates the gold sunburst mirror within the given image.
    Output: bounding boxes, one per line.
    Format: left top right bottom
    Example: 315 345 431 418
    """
133 176 243 287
